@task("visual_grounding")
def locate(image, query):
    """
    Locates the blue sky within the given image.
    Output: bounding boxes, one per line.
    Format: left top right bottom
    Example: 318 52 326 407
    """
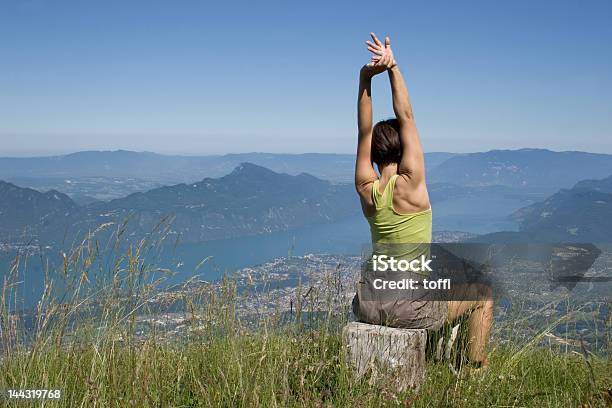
1 0 611 156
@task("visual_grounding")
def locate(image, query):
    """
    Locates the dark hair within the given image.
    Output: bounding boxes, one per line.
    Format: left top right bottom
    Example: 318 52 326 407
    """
371 118 401 166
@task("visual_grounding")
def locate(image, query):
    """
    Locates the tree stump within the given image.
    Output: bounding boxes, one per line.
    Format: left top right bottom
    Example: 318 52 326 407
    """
342 322 427 391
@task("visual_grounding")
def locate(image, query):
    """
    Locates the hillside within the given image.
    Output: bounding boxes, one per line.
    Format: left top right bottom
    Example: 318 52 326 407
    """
470 174 612 244
511 175 612 242
573 174 612 193
0 181 79 242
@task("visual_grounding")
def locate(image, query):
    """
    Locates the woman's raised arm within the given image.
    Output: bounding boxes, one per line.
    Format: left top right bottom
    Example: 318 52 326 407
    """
355 65 380 193
388 64 425 185
368 34 425 185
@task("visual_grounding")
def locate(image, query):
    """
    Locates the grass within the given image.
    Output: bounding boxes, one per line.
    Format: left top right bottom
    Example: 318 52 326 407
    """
2 331 610 407
1 221 611 407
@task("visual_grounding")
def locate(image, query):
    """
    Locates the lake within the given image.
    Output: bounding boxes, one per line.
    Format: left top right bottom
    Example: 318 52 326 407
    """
1 196 522 306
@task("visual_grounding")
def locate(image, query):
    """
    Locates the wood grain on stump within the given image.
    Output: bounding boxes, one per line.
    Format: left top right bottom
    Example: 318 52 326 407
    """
342 322 427 391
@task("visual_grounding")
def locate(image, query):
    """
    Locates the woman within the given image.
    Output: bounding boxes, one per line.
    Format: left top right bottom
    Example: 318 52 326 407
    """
353 33 493 367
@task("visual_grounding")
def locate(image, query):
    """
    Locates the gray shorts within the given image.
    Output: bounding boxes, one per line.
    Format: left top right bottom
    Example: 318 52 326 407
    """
352 293 448 331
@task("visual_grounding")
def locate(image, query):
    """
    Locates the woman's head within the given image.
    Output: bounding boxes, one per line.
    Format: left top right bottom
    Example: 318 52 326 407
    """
371 118 401 167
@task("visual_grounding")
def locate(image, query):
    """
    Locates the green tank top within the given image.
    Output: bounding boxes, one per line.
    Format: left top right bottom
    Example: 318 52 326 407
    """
367 174 432 244
363 175 434 291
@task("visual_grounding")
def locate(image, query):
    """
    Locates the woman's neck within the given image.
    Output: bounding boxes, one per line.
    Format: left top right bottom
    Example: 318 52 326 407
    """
378 163 398 180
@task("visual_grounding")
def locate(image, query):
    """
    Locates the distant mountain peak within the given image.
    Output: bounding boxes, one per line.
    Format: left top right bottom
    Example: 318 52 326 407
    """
225 162 297 180
230 162 274 174
223 163 327 187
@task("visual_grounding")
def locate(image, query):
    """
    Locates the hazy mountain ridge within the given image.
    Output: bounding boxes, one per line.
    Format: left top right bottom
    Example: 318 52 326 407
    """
428 148 612 194
0 151 359 184
0 150 456 178
5 149 612 202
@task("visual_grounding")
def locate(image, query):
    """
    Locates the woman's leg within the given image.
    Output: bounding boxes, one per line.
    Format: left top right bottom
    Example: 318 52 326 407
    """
447 284 493 365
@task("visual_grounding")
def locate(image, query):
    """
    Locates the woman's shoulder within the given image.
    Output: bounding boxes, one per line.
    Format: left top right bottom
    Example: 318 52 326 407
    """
392 175 431 213
356 178 378 218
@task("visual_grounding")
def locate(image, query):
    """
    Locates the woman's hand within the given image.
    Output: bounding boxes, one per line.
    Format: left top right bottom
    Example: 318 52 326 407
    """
366 32 397 69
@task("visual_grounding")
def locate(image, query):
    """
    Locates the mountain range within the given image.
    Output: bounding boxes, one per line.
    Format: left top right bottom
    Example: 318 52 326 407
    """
4 149 612 202
428 148 612 194
0 151 357 184
0 163 360 245
83 163 359 242
2 149 612 246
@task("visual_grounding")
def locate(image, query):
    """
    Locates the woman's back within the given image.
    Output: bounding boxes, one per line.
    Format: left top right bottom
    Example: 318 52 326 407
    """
367 174 432 245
